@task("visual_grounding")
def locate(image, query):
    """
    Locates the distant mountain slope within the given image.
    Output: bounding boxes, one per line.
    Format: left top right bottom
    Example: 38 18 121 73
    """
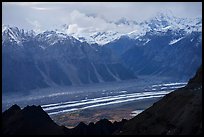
57 12 201 45
117 65 202 135
2 11 202 93
107 30 202 80
103 12 202 80
2 27 135 93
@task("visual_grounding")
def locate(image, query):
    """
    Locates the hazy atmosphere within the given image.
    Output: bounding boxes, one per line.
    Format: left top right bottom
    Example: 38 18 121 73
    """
3 2 202 33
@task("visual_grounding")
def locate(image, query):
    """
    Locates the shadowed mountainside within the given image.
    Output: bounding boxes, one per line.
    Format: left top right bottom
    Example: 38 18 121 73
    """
2 104 126 135
116 65 202 135
2 105 68 135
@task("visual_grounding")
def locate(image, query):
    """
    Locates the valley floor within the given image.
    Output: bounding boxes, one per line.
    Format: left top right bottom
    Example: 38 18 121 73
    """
2 76 187 128
50 97 159 128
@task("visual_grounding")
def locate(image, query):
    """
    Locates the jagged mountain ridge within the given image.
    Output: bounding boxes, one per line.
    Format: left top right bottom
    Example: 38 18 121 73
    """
2 26 135 93
106 30 202 80
2 104 127 135
2 104 69 135
57 12 201 45
2 12 202 93
2 12 201 46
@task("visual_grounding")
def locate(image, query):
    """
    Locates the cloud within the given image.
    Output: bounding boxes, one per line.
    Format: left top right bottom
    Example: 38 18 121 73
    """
31 7 57 11
3 2 45 6
66 10 143 35
67 24 78 34
2 2 202 33
69 10 107 29
26 19 41 33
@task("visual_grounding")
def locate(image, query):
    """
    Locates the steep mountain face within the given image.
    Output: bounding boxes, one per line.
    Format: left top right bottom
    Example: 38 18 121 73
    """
117 65 202 135
2 26 135 93
111 31 201 80
105 14 202 80
2 12 202 93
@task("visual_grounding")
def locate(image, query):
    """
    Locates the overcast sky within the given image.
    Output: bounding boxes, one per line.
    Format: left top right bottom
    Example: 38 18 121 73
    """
2 2 202 33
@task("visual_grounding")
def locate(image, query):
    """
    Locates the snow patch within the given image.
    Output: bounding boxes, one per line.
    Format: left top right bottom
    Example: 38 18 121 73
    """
169 37 184 45
143 39 151 45
130 110 144 116
119 90 128 93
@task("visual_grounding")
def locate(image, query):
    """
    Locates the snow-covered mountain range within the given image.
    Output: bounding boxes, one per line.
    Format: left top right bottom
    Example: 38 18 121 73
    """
2 12 201 46
2 12 202 93
57 12 202 45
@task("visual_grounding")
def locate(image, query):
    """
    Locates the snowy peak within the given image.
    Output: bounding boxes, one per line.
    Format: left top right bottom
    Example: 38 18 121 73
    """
70 12 201 45
89 31 121 45
36 31 66 42
146 12 202 33
126 12 202 41
35 30 81 49
2 11 202 46
2 26 80 49
2 25 36 46
69 30 122 46
2 24 8 33
2 25 23 46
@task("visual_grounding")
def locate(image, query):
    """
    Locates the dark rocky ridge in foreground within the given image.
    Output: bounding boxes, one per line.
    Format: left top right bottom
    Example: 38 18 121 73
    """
2 104 127 135
2 105 67 135
2 65 202 135
116 65 202 135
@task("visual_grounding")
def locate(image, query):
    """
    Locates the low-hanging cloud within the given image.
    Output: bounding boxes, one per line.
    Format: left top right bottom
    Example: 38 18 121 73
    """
66 10 142 35
67 24 78 34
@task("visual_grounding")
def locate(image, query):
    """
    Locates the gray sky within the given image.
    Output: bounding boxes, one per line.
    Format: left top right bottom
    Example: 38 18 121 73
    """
2 2 202 32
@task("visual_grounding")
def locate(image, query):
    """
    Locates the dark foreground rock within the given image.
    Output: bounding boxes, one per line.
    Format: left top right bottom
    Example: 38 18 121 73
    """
2 105 67 135
2 105 126 135
116 65 202 135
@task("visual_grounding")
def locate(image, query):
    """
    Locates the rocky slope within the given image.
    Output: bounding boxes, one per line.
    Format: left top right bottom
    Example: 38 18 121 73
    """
108 30 202 80
2 12 202 93
2 24 202 94
2 26 135 93
117 65 202 135
2 105 67 135
2 104 127 135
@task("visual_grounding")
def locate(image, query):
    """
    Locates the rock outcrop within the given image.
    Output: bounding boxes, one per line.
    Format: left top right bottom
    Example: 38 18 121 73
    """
117 65 202 135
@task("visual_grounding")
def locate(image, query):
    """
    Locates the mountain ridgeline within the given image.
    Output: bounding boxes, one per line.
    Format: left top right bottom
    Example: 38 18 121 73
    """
2 13 202 93
117 65 202 135
106 30 202 79
2 29 135 93
2 104 127 135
